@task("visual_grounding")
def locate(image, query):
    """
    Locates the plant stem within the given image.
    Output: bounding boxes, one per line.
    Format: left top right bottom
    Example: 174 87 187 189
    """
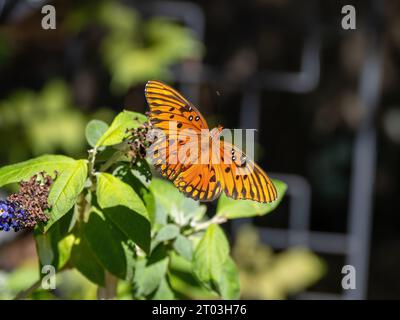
13 278 42 300
97 272 118 300
88 148 97 176
13 264 70 300
99 150 124 172
193 215 227 232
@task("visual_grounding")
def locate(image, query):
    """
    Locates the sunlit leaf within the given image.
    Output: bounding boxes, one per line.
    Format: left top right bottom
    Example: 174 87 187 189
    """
150 178 206 226
95 110 146 147
193 224 229 289
216 179 287 219
0 155 75 187
114 163 155 224
96 172 149 222
46 160 88 230
85 119 109 147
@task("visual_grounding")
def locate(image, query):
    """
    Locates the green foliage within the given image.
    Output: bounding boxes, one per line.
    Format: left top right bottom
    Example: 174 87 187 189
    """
0 1 202 170
0 79 116 172
46 160 88 230
96 172 148 221
0 155 75 187
82 207 129 279
173 235 193 261
219 257 241 299
216 179 287 219
193 224 240 299
150 178 207 227
0 110 289 300
0 263 98 300
232 225 326 299
65 1 203 93
0 80 87 163
71 232 106 286
134 245 170 297
85 120 109 148
35 210 76 272
95 111 146 147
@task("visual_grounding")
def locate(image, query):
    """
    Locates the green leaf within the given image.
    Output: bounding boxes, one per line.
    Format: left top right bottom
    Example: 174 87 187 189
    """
173 234 193 261
193 224 229 289
83 207 127 279
152 277 175 300
155 224 180 242
96 172 149 222
120 240 137 282
150 178 206 226
114 163 155 224
46 160 88 231
216 179 287 219
57 234 75 269
168 252 218 299
134 245 169 296
131 158 152 187
218 257 240 299
103 205 151 254
71 235 105 286
35 231 55 267
0 154 75 187
95 110 147 147
85 119 109 147
35 209 76 271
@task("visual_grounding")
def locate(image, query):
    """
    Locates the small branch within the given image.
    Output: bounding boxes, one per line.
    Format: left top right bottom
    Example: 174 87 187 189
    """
97 272 118 300
76 192 90 222
13 264 71 300
88 148 97 176
193 215 227 232
14 278 41 300
99 150 124 172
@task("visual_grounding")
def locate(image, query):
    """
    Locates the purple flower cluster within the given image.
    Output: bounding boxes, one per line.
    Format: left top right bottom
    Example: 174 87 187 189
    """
0 200 29 232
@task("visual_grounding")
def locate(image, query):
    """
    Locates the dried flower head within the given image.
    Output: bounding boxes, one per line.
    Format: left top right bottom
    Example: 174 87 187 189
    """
125 114 154 164
0 172 55 232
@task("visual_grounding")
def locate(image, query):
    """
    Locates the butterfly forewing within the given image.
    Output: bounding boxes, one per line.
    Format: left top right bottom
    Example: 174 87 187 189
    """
145 80 208 132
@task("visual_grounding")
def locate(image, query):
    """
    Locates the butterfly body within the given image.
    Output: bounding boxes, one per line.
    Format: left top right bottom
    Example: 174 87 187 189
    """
145 80 277 203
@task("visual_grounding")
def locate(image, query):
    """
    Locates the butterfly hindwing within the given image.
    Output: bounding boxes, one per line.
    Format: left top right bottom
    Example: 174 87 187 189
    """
216 141 278 203
173 163 223 202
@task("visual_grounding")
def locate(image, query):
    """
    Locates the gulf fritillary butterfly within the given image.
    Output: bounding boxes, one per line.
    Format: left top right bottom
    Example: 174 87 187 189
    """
145 80 277 203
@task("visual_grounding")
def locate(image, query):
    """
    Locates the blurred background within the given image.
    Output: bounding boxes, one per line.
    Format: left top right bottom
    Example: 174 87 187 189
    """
0 0 398 299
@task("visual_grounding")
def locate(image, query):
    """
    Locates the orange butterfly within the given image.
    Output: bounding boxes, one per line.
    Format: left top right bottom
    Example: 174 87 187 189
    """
145 80 277 203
